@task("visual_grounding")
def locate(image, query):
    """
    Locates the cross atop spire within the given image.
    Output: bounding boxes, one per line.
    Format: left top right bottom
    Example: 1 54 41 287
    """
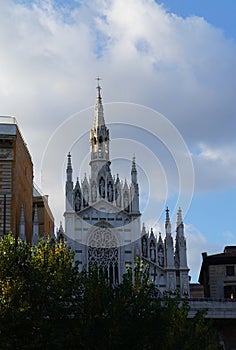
96 76 102 86
96 76 102 101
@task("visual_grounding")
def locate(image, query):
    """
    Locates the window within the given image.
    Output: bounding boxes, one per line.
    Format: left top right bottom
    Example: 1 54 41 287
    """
226 266 235 276
224 285 236 299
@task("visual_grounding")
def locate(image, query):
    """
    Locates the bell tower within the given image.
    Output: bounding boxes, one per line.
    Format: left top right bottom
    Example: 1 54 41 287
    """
90 78 110 182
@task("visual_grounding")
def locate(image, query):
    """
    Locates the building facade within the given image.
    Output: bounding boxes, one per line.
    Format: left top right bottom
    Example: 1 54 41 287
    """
32 186 54 245
63 83 190 295
0 117 33 241
0 116 54 243
199 246 236 299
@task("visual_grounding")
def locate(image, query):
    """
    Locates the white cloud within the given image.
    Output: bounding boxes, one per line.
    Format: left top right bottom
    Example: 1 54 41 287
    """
193 143 236 192
0 0 235 227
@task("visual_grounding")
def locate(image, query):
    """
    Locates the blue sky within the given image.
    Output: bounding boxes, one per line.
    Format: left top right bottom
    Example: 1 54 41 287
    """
158 0 236 279
157 0 236 277
159 0 236 39
1 0 236 281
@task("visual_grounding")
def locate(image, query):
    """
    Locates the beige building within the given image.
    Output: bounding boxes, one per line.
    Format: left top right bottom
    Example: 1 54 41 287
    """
33 186 54 239
199 246 236 299
189 283 204 299
0 117 33 241
0 116 54 243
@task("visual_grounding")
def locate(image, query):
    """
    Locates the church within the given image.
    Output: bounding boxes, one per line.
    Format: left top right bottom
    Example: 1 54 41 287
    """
63 81 190 296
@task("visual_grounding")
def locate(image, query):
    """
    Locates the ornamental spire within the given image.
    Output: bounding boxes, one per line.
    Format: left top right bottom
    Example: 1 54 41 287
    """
131 155 137 184
66 152 72 182
177 207 183 227
165 207 171 232
67 152 72 170
94 76 105 129
165 207 170 226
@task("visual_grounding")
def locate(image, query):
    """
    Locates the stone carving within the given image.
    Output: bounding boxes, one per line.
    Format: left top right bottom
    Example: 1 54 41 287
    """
88 247 118 267
99 177 105 198
88 228 118 269
88 228 117 249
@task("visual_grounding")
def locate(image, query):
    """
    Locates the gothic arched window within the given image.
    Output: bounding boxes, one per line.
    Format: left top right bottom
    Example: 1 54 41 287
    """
142 236 148 257
74 190 81 212
83 186 89 207
99 177 105 198
123 191 129 212
158 246 164 267
107 181 113 202
88 228 119 284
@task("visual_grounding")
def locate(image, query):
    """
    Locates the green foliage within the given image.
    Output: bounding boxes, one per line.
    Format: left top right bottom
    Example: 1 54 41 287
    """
0 234 222 349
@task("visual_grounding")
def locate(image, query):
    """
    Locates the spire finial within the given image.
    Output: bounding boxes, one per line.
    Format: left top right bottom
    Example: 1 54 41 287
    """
131 154 137 183
96 76 102 100
93 76 105 128
165 206 172 234
132 155 136 169
96 76 102 87
177 207 183 226
67 152 72 170
165 206 170 224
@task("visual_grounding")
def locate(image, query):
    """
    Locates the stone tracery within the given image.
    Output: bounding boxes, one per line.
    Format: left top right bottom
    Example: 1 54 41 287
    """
88 228 119 283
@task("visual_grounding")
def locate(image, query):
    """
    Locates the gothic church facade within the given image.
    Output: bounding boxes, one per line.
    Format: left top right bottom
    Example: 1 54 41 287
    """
63 83 189 296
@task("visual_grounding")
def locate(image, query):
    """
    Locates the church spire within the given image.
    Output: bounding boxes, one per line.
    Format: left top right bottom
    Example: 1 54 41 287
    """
90 79 110 181
94 77 105 129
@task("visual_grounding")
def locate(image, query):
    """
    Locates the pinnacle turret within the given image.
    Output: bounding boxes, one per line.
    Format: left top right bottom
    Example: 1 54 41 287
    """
177 207 183 227
65 152 73 211
66 152 72 182
130 155 139 214
165 207 171 235
175 207 188 270
165 207 170 227
131 155 137 184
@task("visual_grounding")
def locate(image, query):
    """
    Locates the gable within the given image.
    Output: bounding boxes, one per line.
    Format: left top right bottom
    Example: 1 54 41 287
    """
77 198 132 220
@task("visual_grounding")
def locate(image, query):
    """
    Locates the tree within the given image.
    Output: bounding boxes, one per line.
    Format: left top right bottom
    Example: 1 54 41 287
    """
0 235 222 349
0 234 80 349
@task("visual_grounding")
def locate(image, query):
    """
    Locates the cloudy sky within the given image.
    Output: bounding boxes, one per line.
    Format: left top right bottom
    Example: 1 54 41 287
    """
0 0 236 281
